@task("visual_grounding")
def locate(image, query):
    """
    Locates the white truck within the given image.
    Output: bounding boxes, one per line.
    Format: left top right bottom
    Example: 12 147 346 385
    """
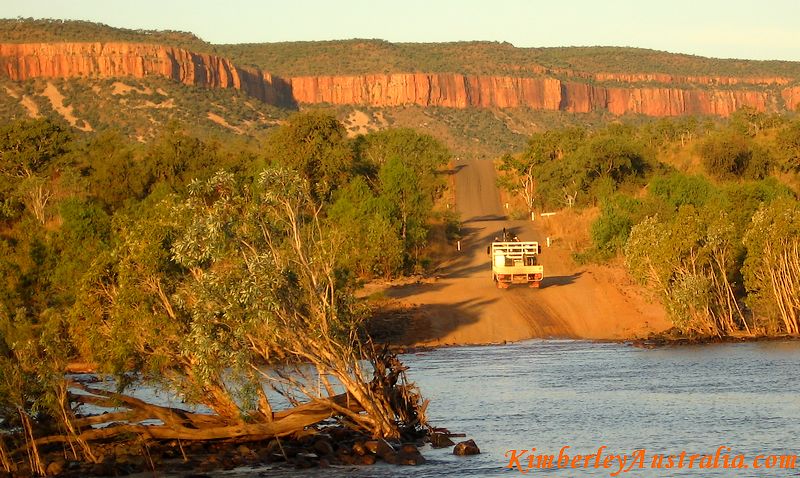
491 241 544 288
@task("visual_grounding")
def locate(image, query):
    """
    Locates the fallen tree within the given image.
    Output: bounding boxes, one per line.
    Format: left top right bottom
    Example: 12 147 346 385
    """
0 168 428 475
32 349 420 446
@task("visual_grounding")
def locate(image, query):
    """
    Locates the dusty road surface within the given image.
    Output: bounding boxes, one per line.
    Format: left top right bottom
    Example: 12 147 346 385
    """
382 158 669 346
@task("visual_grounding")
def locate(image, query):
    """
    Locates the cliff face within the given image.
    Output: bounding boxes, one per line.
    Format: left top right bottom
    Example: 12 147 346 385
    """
287 74 785 117
782 86 800 111
1 42 797 117
285 74 565 110
0 42 293 106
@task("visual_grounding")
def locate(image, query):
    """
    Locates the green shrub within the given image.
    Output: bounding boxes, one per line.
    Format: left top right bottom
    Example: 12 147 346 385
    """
648 173 715 209
698 132 771 180
590 193 642 257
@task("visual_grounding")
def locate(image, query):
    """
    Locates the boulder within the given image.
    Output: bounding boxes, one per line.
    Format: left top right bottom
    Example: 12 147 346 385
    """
375 439 397 461
430 432 455 448
45 459 66 476
453 439 480 456
312 438 334 456
397 443 426 465
354 454 377 465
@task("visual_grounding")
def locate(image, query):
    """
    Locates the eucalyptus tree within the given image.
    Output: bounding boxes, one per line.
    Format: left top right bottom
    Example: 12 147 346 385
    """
0 118 71 223
743 198 800 334
67 167 424 444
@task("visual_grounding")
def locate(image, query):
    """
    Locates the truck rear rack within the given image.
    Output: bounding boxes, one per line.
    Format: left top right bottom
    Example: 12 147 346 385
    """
491 241 541 267
491 241 543 288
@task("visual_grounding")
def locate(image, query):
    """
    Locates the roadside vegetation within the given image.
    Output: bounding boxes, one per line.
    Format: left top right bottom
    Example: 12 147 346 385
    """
499 109 800 337
0 112 452 474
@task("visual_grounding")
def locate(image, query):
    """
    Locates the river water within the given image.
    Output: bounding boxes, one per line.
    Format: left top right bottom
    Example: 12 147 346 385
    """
231 339 800 478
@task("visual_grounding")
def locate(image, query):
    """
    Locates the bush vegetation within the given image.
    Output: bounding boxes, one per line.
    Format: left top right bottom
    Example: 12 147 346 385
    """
0 77 289 142
216 39 800 79
500 110 800 337
0 18 212 52
0 113 449 472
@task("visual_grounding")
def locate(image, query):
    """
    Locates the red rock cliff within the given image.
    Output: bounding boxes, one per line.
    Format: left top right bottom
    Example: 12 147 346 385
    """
285 74 564 110
0 42 292 105
1 42 798 117
287 74 789 117
782 86 800 111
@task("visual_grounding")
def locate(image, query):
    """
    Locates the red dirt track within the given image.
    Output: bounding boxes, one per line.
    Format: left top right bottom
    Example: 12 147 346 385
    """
385 159 669 346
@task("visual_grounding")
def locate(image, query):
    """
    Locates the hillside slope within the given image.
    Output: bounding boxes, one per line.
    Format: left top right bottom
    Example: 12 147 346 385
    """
0 76 288 140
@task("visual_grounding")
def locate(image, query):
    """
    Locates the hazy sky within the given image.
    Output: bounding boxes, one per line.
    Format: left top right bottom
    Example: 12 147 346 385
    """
4 0 800 61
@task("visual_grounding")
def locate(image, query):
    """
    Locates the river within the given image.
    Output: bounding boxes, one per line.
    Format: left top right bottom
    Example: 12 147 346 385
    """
234 339 800 477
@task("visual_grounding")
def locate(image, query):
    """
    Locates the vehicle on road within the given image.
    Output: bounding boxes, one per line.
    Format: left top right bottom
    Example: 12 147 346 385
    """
490 240 544 288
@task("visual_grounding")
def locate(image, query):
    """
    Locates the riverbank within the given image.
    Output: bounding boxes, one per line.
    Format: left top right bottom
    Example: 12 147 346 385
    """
630 329 800 348
11 424 437 477
367 289 798 351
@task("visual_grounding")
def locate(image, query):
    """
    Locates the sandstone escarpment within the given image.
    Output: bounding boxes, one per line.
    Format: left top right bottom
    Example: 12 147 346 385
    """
285 74 565 110
1 41 798 117
782 86 800 111
287 74 785 117
0 42 293 106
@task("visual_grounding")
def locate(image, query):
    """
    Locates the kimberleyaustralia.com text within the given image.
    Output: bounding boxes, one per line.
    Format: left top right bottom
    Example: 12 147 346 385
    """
504 446 797 476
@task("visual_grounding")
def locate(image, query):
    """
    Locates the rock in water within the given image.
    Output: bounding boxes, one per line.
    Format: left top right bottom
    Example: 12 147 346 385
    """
430 432 455 448
398 443 426 465
453 439 480 456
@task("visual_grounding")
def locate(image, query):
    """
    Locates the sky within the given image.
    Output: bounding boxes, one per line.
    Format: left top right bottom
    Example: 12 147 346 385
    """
3 0 800 61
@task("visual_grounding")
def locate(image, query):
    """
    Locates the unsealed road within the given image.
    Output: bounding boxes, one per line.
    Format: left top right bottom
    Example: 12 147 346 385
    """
386 158 668 346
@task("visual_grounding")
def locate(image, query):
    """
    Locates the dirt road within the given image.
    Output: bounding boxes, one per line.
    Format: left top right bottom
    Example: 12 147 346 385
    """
384 159 669 346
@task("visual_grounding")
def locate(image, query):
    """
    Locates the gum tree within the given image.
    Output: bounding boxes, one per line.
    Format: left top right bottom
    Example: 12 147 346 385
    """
64 168 424 447
742 198 800 334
